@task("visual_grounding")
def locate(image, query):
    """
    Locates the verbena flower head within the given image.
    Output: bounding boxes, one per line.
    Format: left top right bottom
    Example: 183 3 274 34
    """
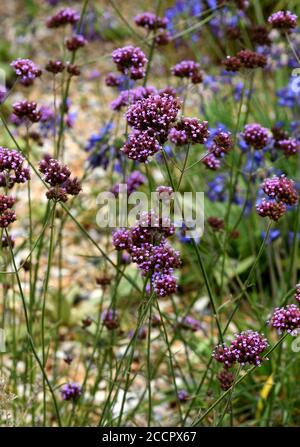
171 60 203 84
126 94 181 142
155 31 171 46
211 130 233 157
224 56 242 72
217 369 235 391
134 12 168 30
278 138 300 157
0 195 16 228
60 382 82 401
269 304 300 335
46 8 80 28
202 153 221 170
207 216 224 231
45 60 65 74
105 73 121 87
295 284 300 303
268 11 297 32
112 45 147 80
111 171 146 196
38 155 81 201
212 344 237 369
250 25 271 46
256 198 286 221
213 330 269 368
237 50 267 69
102 309 119 330
12 100 41 123
113 210 180 297
65 34 87 52
152 270 177 297
242 123 270 149
262 175 298 206
122 130 161 163
39 155 71 186
0 147 30 188
170 118 209 145
11 59 42 86
230 330 269 366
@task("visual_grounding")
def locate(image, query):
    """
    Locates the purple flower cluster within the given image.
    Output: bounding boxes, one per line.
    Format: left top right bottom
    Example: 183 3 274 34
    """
256 199 286 221
295 284 300 303
202 153 221 170
169 118 209 146
45 60 65 74
268 11 298 32
12 100 41 123
60 382 82 401
224 50 267 72
269 304 300 335
171 60 203 84
122 130 161 162
11 59 42 86
112 46 147 80
0 147 30 188
213 330 269 368
134 12 168 30
242 123 270 149
38 154 81 202
217 369 235 391
102 309 119 330
0 195 16 228
46 8 80 28
210 130 233 157
262 175 298 206
65 34 87 52
113 211 180 297
126 94 181 142
277 138 300 157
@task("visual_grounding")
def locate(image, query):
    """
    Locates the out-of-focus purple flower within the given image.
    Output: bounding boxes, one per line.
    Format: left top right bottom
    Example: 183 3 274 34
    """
11 59 42 86
269 304 300 335
277 138 300 157
46 8 80 28
202 153 221 170
112 46 147 80
171 60 203 84
60 382 82 401
102 309 119 330
65 34 87 52
177 390 189 402
45 60 65 74
134 12 168 30
217 369 235 390
242 123 270 149
268 11 297 32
